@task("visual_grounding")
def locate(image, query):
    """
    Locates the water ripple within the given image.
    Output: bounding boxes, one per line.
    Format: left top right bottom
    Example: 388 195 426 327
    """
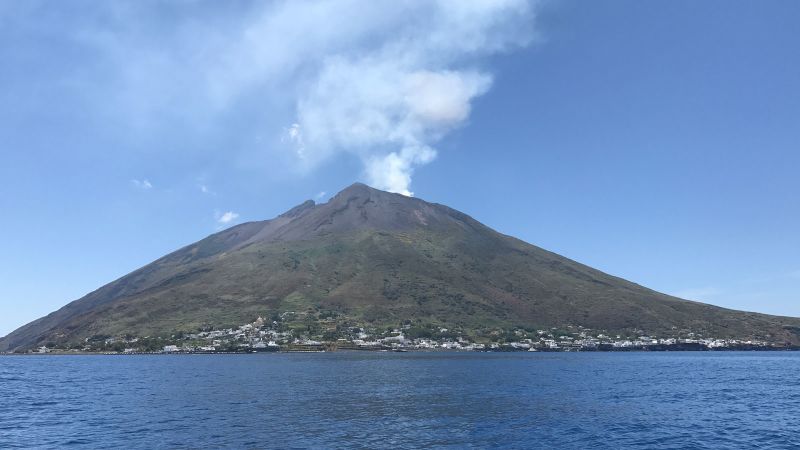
0 352 798 448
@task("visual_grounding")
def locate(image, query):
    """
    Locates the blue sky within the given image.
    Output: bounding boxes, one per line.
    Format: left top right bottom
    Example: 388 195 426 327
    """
1 0 798 336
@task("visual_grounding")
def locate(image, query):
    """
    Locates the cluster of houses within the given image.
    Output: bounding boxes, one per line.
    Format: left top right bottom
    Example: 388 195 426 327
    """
136 317 780 353
29 314 784 354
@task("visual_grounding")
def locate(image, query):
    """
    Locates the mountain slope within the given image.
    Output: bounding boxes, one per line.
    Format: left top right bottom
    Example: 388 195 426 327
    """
2 183 799 351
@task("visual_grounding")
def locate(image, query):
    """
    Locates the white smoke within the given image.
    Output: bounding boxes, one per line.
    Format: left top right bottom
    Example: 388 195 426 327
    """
283 1 534 195
29 0 536 195
294 65 492 195
365 145 437 197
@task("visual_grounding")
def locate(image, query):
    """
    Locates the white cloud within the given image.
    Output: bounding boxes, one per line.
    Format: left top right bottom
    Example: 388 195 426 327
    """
282 123 306 160
672 287 723 302
215 211 239 225
314 191 327 200
131 179 152 189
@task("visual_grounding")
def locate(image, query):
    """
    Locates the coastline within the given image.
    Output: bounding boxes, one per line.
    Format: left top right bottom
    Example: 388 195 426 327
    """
3 346 799 356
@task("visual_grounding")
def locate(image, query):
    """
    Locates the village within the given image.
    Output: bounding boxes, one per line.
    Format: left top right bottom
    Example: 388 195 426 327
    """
29 311 790 354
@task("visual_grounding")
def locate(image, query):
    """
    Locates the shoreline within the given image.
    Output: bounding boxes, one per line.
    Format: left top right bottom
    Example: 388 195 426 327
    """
3 347 799 356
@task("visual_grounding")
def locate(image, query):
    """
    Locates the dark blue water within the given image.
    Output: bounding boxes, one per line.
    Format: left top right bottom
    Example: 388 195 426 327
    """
1 352 799 449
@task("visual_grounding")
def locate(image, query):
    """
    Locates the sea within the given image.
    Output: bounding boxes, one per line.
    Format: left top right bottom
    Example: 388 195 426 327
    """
1 352 798 449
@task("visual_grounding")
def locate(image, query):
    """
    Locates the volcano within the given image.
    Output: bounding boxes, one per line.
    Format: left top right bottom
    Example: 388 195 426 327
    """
2 182 799 351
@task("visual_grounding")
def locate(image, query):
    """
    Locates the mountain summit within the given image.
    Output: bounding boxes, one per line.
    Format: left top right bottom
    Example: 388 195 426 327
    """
2 183 799 351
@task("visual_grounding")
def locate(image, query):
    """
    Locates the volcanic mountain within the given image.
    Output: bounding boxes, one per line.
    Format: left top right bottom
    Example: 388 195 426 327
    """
2 183 799 351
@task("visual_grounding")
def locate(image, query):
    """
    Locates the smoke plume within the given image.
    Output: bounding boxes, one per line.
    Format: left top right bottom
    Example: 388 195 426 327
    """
282 1 535 195
15 0 536 195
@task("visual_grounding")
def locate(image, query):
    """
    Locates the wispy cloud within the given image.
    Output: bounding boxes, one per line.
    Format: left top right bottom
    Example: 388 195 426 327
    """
131 179 152 190
215 211 239 225
314 191 327 201
198 184 217 196
282 123 305 160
